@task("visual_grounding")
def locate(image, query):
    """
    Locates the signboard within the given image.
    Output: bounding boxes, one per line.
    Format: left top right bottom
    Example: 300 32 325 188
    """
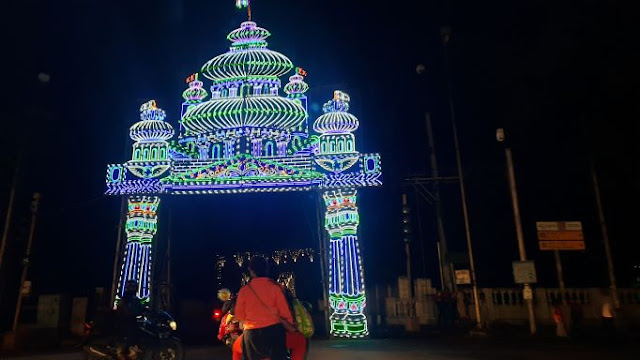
536 221 585 251
455 270 471 285
512 261 537 284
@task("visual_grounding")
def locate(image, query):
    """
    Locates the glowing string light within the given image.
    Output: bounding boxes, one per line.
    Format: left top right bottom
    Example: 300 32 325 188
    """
323 189 368 338
115 196 160 307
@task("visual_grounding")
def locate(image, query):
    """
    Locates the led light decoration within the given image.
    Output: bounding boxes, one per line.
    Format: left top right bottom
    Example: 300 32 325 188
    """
105 3 382 334
127 101 174 179
181 20 305 152
115 196 160 307
284 70 310 128
313 91 360 174
181 73 209 119
236 0 249 9
323 189 368 338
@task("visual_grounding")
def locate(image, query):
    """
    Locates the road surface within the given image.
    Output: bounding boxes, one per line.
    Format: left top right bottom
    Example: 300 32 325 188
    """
5 338 639 360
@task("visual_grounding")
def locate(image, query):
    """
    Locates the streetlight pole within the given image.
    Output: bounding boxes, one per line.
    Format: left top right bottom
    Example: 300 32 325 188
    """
497 128 537 335
441 26 482 330
590 162 619 308
0 156 20 271
12 193 41 333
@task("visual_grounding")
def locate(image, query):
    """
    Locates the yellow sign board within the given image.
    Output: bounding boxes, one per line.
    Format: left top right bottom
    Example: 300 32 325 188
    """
536 221 585 251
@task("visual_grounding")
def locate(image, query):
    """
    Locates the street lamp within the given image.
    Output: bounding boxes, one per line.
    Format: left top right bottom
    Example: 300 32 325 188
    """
497 128 537 335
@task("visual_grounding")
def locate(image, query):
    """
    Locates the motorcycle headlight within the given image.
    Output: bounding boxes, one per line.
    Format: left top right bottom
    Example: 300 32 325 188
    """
169 320 178 331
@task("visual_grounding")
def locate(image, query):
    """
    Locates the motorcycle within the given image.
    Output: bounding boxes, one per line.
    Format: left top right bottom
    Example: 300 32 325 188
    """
82 310 184 360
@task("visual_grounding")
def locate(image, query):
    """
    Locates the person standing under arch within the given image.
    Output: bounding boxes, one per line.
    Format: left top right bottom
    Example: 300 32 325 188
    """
235 257 294 360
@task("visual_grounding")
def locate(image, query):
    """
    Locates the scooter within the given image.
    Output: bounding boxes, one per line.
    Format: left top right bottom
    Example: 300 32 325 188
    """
83 310 184 360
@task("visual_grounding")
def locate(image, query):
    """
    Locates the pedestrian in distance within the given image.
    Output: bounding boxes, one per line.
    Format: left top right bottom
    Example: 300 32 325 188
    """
551 299 567 338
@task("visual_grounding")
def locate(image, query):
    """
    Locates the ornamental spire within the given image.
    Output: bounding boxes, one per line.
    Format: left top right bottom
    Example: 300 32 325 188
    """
182 73 208 103
236 0 251 21
284 68 309 97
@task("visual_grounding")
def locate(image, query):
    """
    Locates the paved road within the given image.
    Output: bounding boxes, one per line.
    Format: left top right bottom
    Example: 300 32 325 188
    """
5 338 639 360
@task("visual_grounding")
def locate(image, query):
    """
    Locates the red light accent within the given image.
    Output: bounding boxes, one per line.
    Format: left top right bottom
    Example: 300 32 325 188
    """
186 74 197 83
213 309 222 321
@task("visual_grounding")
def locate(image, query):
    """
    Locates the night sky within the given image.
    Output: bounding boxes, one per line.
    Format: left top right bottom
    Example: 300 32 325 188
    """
1 0 638 328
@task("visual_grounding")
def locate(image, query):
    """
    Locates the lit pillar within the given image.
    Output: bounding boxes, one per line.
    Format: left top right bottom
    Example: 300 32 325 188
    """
115 196 160 306
197 141 211 160
251 138 263 157
323 189 368 338
277 139 289 157
224 138 235 159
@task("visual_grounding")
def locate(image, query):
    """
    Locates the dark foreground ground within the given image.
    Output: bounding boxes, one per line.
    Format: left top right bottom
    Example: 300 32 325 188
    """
3 335 639 360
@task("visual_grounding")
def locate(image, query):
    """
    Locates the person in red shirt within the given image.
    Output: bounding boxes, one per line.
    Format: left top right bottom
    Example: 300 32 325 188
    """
235 257 294 360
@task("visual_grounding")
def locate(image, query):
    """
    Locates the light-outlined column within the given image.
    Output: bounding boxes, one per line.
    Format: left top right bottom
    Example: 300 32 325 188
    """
323 189 368 338
115 196 160 306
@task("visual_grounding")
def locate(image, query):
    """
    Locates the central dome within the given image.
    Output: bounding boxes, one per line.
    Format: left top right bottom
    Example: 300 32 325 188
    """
201 21 293 84
182 95 307 134
181 21 307 136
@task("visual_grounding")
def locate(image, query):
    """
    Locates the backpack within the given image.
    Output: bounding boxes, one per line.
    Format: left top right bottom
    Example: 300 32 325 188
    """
292 299 314 338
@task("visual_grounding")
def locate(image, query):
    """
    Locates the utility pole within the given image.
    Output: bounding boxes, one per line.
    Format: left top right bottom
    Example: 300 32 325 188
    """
441 26 482 330
0 157 20 271
402 194 413 297
554 250 566 303
12 193 41 333
497 128 537 334
590 162 619 308
110 196 127 309
402 194 420 331
425 113 453 291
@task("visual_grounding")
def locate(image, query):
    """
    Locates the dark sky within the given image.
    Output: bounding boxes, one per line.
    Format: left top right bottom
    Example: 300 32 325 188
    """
1 0 639 325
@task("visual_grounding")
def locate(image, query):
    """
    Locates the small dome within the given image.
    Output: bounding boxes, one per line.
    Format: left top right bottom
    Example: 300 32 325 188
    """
130 101 175 142
201 22 293 83
284 74 309 96
227 21 270 46
182 77 209 102
312 91 359 134
130 120 174 142
313 112 359 134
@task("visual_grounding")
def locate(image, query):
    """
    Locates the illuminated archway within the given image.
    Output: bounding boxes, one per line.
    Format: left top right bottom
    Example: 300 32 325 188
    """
105 14 381 339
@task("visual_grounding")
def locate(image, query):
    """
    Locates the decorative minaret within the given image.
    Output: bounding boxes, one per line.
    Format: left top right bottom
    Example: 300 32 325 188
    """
179 74 208 156
285 67 310 150
313 91 360 173
181 73 208 120
284 67 309 114
115 196 160 305
127 100 174 178
314 90 368 338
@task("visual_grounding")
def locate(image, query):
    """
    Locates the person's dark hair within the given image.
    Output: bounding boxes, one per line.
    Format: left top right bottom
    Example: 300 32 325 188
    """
248 256 268 277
